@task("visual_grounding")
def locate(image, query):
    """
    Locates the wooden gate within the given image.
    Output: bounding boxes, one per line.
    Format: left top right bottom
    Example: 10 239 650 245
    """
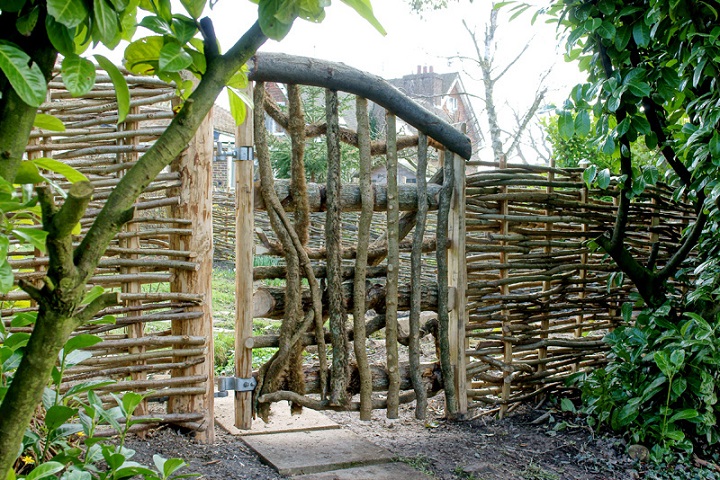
225 53 472 428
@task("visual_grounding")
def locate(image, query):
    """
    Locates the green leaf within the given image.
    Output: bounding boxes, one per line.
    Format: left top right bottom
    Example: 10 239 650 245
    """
62 54 96 97
670 349 685 368
158 42 193 72
340 0 386 35
0 41 47 108
26 462 65 480
596 168 611 189
614 400 639 427
558 110 575 140
94 54 130 123
94 0 120 44
47 0 88 29
642 166 659 186
560 397 576 413
12 228 47 252
108 0 129 11
621 302 633 322
120 5 138 41
4 466 16 480
162 457 187 478
86 314 116 325
602 136 615 155
121 391 145 416
33 157 88 182
180 0 204 19
574 110 591 137
710 131 720 158
65 379 115 397
582 164 597 188
65 334 103 354
45 405 78 431
257 0 293 40
15 161 45 184
632 21 650 47
0 236 8 264
0 0 26 12
670 409 698 422
139 15 173 35
81 285 105 304
34 113 66 131
228 87 249 126
654 350 672 377
124 36 163 75
64 348 93 367
227 69 249 89
16 6 40 36
0 260 13 294
171 15 198 44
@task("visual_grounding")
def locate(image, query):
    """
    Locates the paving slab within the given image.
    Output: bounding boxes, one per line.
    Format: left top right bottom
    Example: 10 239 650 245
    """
292 462 433 479
214 394 340 436
240 428 395 476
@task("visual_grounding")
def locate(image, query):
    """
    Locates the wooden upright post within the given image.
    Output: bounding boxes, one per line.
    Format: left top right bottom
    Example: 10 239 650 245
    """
448 151 467 416
499 155 511 418
120 106 147 417
235 87 255 429
168 97 215 442
539 159 554 375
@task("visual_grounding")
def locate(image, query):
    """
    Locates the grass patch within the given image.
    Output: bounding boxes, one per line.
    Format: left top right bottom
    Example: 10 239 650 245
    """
397 454 435 476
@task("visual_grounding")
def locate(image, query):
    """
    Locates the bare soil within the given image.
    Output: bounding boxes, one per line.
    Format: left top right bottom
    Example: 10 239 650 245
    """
126 395 643 479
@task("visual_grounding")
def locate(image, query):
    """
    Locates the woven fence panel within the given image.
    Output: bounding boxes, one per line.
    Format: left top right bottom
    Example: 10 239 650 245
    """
464 161 693 407
3 67 208 429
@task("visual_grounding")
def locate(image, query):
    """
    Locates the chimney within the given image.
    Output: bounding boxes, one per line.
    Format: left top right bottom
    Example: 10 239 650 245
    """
429 66 434 73
417 65 421 74
423 66 427 74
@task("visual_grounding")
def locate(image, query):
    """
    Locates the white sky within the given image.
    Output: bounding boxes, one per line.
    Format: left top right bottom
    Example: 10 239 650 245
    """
97 0 588 161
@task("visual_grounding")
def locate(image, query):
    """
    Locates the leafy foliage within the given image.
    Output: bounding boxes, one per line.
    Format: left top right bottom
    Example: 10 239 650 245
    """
0 313 198 479
270 87 359 183
571 305 720 462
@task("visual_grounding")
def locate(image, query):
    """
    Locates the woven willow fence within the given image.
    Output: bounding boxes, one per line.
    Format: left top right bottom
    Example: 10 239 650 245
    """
463 159 693 413
3 67 215 438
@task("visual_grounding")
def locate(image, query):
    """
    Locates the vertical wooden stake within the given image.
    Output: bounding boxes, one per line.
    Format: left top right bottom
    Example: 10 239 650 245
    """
385 113 400 419
539 159 554 376
576 181 589 338
120 106 147 417
235 86 255 430
499 155 511 418
448 149 467 417
168 96 215 442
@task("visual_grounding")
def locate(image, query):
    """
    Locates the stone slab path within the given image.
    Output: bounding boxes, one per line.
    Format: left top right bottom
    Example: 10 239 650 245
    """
215 395 431 478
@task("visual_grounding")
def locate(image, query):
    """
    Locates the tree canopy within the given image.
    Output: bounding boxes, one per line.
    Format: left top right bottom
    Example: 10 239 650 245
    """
0 0 383 476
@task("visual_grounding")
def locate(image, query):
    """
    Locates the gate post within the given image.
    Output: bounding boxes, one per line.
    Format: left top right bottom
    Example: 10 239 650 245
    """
448 151 468 416
234 88 255 429
168 96 215 443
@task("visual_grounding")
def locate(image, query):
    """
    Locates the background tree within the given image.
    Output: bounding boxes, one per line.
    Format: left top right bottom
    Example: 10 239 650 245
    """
547 0 718 311
545 0 720 461
270 87 360 183
0 0 383 476
459 6 548 163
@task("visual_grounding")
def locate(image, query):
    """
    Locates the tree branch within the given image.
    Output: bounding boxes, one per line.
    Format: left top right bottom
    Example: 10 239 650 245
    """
657 209 708 283
75 22 267 281
76 292 120 324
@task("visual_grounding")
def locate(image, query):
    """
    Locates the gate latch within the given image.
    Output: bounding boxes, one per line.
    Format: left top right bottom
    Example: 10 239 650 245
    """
218 376 257 393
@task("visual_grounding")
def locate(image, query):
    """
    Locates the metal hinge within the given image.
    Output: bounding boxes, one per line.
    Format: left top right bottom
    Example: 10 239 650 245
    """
217 376 257 393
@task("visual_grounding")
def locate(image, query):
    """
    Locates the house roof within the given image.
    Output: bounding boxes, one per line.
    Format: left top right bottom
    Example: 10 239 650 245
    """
214 105 236 136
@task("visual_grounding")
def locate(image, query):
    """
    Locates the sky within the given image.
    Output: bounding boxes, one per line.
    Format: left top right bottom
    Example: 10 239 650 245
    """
98 0 588 162
208 0 588 161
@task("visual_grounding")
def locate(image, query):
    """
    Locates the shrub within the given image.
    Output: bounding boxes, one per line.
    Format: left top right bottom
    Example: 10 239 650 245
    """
572 303 720 462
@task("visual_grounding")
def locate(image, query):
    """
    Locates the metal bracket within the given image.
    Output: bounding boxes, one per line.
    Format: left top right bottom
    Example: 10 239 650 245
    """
218 376 257 392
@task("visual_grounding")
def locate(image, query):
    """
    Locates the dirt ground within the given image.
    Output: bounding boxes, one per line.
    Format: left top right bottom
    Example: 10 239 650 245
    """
126 394 645 480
